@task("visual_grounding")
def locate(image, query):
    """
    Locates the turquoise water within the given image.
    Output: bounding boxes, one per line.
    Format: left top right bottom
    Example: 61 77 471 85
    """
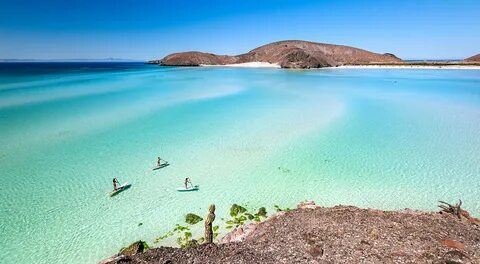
1 63 479 263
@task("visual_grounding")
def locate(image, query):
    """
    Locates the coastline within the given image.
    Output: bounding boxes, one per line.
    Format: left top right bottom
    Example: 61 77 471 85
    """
154 40 480 69
200 62 281 68
335 64 480 70
196 62 480 69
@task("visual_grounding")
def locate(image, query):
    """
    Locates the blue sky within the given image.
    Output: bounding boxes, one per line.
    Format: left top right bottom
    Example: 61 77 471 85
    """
0 0 479 60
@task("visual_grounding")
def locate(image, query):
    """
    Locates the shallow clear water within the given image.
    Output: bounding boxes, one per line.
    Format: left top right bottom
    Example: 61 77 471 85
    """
0 63 479 263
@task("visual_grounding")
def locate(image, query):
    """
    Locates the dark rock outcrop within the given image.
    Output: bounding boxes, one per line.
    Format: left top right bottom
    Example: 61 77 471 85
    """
465 54 480 62
107 205 480 263
99 241 149 264
153 40 403 68
119 240 149 256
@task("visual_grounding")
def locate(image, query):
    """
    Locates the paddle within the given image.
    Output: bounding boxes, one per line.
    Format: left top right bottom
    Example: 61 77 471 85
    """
188 179 194 189
156 158 168 167
113 181 121 191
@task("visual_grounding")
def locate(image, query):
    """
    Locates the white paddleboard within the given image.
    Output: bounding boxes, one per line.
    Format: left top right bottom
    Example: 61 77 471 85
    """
152 162 169 171
108 182 131 197
176 185 199 192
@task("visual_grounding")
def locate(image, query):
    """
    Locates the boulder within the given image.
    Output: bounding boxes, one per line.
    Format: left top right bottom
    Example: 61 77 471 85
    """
297 200 318 209
441 239 465 251
119 240 149 256
220 223 257 243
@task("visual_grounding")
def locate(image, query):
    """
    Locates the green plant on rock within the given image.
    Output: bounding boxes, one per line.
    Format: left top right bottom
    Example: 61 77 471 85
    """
186 213 203 225
225 204 248 229
155 213 204 248
119 240 149 256
274 204 291 212
225 204 268 229
176 227 203 248
213 225 220 239
256 207 268 219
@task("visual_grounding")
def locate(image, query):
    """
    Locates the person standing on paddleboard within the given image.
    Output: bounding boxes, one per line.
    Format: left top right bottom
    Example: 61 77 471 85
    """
184 178 191 189
113 178 119 191
157 157 162 167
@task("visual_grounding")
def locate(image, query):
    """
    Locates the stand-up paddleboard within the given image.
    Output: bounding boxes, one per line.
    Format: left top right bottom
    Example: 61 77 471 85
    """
176 185 199 192
108 182 131 197
153 162 170 171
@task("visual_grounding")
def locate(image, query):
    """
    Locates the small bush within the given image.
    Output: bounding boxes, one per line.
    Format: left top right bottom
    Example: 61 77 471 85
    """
185 213 203 225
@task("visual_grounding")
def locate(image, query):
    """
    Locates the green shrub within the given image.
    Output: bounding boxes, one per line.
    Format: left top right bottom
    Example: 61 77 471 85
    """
274 204 291 212
225 204 268 229
185 213 203 225
155 213 204 248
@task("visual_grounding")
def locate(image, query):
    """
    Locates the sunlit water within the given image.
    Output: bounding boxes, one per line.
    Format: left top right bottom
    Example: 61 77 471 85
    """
0 63 479 263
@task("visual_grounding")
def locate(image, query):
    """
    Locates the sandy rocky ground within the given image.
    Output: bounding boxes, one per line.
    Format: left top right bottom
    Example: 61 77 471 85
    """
102 201 480 264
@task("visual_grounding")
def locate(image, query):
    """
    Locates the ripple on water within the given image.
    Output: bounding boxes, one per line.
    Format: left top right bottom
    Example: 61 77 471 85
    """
0 67 479 263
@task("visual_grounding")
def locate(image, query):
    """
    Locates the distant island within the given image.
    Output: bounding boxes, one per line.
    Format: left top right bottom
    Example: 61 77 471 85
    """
465 54 480 62
149 40 401 68
149 40 480 69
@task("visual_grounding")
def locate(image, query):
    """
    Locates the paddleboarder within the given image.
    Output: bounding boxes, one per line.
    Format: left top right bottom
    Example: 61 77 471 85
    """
113 178 120 191
184 178 191 189
157 157 162 167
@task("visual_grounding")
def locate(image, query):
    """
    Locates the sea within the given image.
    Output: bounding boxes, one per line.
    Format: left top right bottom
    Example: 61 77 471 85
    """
0 62 479 263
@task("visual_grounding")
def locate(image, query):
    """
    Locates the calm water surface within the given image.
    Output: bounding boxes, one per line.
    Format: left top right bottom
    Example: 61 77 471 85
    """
0 63 479 263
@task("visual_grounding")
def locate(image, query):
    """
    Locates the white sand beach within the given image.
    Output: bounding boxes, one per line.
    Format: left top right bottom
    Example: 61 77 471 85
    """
201 63 480 70
201 62 281 68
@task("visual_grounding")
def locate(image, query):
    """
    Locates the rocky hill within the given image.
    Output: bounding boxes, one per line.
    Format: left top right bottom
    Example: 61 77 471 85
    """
152 40 403 69
465 54 480 62
103 202 480 264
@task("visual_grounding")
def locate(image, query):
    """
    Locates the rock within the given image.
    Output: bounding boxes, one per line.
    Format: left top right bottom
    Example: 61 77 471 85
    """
383 53 401 60
279 48 330 69
297 200 317 209
468 217 480 226
98 254 127 264
441 239 465 251
306 245 324 258
220 223 257 243
441 250 472 264
105 205 480 264
119 240 149 256
399 208 424 215
99 240 148 264
367 208 385 216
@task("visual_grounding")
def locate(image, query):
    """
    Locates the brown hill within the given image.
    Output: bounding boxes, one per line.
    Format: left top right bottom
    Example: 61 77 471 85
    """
154 40 403 68
465 54 480 62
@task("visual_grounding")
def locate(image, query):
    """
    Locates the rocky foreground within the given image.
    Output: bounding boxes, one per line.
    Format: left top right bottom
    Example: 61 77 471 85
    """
104 202 480 264
151 40 403 69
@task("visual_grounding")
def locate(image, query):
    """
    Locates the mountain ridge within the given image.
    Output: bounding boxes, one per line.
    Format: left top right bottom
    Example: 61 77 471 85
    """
151 40 403 69
465 54 480 62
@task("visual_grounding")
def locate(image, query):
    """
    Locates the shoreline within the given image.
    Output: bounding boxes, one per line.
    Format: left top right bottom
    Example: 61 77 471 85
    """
200 62 281 68
196 62 480 69
334 64 480 70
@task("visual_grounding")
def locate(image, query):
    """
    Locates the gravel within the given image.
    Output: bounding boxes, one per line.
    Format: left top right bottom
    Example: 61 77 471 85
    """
109 205 480 264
